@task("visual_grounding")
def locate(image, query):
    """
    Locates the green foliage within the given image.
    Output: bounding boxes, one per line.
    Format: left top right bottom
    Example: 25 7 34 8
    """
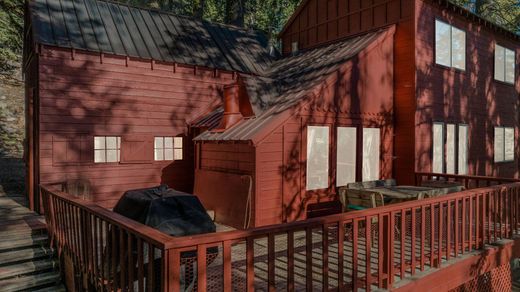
0 0 23 74
450 0 519 33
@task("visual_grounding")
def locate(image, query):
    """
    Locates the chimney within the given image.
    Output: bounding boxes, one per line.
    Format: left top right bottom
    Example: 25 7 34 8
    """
213 84 243 132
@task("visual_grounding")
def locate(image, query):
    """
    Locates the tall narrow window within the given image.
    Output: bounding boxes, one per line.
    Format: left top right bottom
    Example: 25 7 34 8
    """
336 127 357 186
446 124 456 174
458 125 468 175
306 126 329 190
432 123 444 173
495 45 516 84
94 136 121 163
362 128 380 181
435 20 466 70
494 127 514 162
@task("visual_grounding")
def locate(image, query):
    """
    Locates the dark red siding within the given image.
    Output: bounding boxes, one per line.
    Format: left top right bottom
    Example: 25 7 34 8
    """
280 0 412 55
37 46 234 209
255 32 394 226
194 143 255 229
414 0 520 178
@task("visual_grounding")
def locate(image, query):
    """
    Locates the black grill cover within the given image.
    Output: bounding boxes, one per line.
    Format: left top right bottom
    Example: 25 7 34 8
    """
113 185 216 237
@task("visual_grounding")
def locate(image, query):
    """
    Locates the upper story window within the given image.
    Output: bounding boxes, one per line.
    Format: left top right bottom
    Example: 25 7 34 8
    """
94 136 121 163
494 45 516 84
154 137 183 161
435 19 466 70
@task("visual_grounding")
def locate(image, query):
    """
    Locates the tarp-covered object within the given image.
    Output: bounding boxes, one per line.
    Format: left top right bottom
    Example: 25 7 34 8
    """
114 185 216 236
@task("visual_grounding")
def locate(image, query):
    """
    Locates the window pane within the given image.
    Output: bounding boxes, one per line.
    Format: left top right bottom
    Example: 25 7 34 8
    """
458 125 468 175
435 20 451 67
306 126 329 190
495 45 505 81
155 149 164 161
505 48 515 84
165 148 174 160
155 137 163 149
446 124 456 174
495 127 504 162
505 127 514 161
433 123 444 173
174 149 183 160
94 149 105 163
106 137 117 149
94 137 105 150
174 137 183 149
451 27 465 70
164 137 173 148
106 149 118 162
362 128 380 181
336 127 357 187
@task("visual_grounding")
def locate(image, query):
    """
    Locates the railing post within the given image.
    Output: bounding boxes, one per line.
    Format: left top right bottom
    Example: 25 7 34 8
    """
381 213 391 289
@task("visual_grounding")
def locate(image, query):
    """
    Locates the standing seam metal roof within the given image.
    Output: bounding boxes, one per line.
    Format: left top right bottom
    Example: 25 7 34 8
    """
193 29 390 143
29 0 273 75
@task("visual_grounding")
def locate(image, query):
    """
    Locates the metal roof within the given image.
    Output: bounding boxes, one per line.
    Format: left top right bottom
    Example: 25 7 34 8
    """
194 29 391 144
29 0 273 75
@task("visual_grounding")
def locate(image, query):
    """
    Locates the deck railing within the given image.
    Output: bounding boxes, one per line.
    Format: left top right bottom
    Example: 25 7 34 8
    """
41 174 520 291
415 171 520 189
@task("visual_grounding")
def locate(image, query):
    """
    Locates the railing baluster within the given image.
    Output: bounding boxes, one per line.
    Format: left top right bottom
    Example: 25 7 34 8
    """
306 227 312 291
247 237 255 292
411 208 416 276
365 217 371 291
197 244 208 291
469 196 473 251
128 232 134 291
420 206 425 272
454 199 459 258
337 223 344 290
446 201 451 260
322 225 329 291
430 204 434 268
223 240 232 292
137 238 144 292
461 197 466 254
438 203 443 268
268 234 276 292
147 243 155 292
353 219 359 291
400 210 405 280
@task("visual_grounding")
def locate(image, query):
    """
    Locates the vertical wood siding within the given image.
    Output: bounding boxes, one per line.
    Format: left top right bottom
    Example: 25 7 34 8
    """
281 0 412 55
37 46 234 209
414 0 520 178
254 33 394 226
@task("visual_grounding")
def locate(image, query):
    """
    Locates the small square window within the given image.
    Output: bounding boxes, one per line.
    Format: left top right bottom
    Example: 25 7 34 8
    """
94 136 121 163
154 137 182 161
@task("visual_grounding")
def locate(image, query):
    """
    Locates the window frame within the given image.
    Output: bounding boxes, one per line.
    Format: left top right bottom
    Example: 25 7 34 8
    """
361 127 381 182
305 125 331 191
434 19 466 71
457 124 469 175
154 136 183 161
94 136 121 164
432 122 445 174
494 126 515 163
494 44 516 85
336 126 357 187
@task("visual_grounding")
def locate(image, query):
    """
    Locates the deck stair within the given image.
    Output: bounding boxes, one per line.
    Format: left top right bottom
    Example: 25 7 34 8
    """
0 187 64 291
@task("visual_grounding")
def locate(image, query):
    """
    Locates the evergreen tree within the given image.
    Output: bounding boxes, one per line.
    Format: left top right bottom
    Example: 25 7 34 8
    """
0 0 23 74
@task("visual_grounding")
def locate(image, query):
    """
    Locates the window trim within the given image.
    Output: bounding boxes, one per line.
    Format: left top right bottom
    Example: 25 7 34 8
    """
494 126 515 163
336 126 357 187
457 124 469 175
434 18 467 72
432 122 445 174
494 44 516 85
305 125 331 191
361 127 381 182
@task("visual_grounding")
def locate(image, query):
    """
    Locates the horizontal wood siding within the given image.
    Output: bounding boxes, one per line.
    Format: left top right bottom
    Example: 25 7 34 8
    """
281 0 412 55
254 33 394 226
415 0 520 178
199 143 254 173
38 46 234 209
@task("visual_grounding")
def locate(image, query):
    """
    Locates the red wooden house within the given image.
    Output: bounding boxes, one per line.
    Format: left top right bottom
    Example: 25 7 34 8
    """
25 0 520 229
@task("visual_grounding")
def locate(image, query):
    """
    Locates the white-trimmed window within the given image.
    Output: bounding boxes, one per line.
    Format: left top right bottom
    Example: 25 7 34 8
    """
336 127 357 187
494 45 516 84
362 128 380 181
494 127 514 162
154 137 183 161
446 124 456 174
458 125 469 174
306 126 329 190
435 19 466 70
94 136 121 163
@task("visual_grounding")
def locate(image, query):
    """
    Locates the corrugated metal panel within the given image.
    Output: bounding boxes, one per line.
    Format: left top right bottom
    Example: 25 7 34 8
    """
29 0 272 74
193 30 387 144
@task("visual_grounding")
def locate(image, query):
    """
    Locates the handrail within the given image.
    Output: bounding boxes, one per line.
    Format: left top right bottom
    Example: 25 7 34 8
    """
41 173 520 291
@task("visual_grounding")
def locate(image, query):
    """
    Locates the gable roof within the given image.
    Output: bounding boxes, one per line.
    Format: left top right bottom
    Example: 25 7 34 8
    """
280 0 519 41
193 28 392 144
28 0 273 75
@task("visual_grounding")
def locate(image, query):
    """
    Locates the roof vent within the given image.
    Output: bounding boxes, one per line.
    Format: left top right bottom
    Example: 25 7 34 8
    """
213 84 243 132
